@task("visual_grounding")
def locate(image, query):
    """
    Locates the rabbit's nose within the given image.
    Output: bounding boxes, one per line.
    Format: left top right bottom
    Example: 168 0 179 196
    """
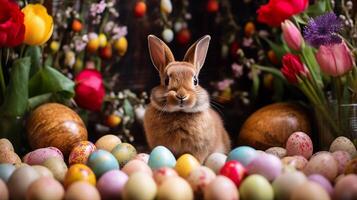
176 95 187 100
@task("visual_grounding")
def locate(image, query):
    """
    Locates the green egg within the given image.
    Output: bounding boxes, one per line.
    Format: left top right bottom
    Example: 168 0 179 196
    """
111 143 137 167
239 174 274 200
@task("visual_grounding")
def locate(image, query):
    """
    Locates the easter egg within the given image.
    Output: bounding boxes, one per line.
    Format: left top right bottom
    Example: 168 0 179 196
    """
303 152 338 181
187 166 216 193
162 28 174 43
95 134 121 152
65 181 100 200
157 177 193 200
286 131 313 159
334 174 357 200
153 167 179 185
227 146 257 166
0 179 8 200
111 143 137 167
281 155 308 170
272 171 307 200
0 150 21 164
134 1 147 17
23 147 63 165
87 150 119 178
160 0 173 14
148 146 176 169
133 153 150 163
219 160 246 186
96 170 128 200
290 181 330 200
0 138 14 152
64 164 96 188
98 33 107 48
330 136 356 156
308 174 333 196
204 152 227 174
87 38 100 53
247 153 282 181
203 175 238 200
114 37 128 56
345 158 357 174
42 157 68 183
332 150 351 174
239 174 274 200
32 165 54 178
175 154 200 178
7 166 40 200
176 28 191 45
265 147 287 158
122 172 157 200
68 141 96 165
0 163 16 182
122 159 152 176
26 177 64 200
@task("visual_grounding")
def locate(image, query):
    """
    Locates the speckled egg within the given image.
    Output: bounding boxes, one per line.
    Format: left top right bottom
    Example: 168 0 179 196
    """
32 165 54 178
0 151 21 164
87 150 119 178
153 167 179 185
122 172 157 200
308 174 333 196
64 164 96 188
290 181 330 200
133 153 150 163
26 177 64 200
42 157 68 183
219 160 246 186
95 134 122 152
0 179 8 200
175 154 200 178
23 147 63 165
204 153 227 174
0 138 14 152
247 153 282 181
334 174 357 200
265 147 287 158
281 155 308 170
227 146 257 166
272 171 307 200
68 141 96 165
203 175 239 200
0 163 16 182
239 174 274 200
332 150 351 174
344 158 357 174
122 159 153 176
187 166 216 193
111 143 137 167
157 177 193 200
96 170 128 200
65 181 100 200
286 131 313 159
303 152 338 181
7 166 40 200
330 136 356 156
148 146 176 169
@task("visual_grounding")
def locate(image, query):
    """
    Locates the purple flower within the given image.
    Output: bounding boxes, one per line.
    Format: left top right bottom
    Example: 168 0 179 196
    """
303 12 342 48
231 63 243 78
216 79 234 91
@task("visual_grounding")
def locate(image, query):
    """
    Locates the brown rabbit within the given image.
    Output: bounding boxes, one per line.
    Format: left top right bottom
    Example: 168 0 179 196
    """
144 35 231 163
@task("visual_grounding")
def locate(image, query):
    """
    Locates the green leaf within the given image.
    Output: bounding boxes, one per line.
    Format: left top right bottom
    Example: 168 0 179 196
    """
263 37 288 61
306 0 332 17
25 46 42 77
28 93 53 110
253 64 286 81
0 57 31 117
251 68 260 98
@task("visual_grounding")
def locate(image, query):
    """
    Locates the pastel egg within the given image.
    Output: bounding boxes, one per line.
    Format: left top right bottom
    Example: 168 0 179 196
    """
23 147 63 165
32 165 54 178
307 174 333 196
122 172 157 200
272 171 307 200
95 134 122 152
290 181 330 200
344 158 357 174
153 167 179 185
303 152 338 181
148 146 176 169
330 136 356 156
332 150 351 174
64 164 96 188
227 146 257 166
247 153 282 181
42 157 68 183
26 177 64 200
219 160 246 186
157 177 193 200
68 141 96 165
239 174 274 200
65 181 100 200
0 163 16 182
265 147 287 158
122 159 153 176
133 153 150 163
0 179 8 200
87 150 119 178
286 131 313 159
96 170 128 200
281 155 308 170
175 154 200 178
187 166 216 193
0 138 14 152
111 143 137 167
204 152 227 174
334 174 357 200
0 151 21 164
7 166 40 200
203 175 238 200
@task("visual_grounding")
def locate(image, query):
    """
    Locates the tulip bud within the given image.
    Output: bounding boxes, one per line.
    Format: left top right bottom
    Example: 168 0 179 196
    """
114 37 128 56
281 53 308 83
316 42 354 77
161 0 173 14
281 20 303 51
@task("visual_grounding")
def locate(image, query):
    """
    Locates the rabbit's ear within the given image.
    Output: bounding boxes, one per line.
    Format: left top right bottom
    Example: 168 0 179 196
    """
148 35 175 74
183 35 211 74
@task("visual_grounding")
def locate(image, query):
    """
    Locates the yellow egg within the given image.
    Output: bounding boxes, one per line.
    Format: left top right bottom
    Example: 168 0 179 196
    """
42 157 68 183
175 154 200 178
87 38 100 53
98 33 107 48
114 37 128 56
50 41 60 53
64 164 96 188
0 138 14 152
95 134 122 152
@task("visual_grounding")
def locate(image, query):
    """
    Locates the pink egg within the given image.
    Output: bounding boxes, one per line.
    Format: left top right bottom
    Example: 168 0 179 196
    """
133 153 150 164
121 160 152 176
334 174 357 200
286 131 313 159
281 155 308 170
304 152 338 182
203 175 239 200
96 170 128 199
308 174 333 196
247 153 282 181
23 147 63 165
68 141 96 165
153 167 179 185
187 166 216 193
332 150 351 174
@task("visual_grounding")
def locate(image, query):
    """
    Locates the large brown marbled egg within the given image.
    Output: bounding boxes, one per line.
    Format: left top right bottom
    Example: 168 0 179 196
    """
26 103 87 156
238 103 311 150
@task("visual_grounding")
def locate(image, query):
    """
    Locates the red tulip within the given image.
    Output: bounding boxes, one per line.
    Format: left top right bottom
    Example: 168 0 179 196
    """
281 20 303 51
74 69 105 111
281 53 308 83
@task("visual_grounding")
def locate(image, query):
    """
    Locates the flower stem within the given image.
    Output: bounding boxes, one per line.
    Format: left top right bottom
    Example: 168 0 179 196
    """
0 49 5 104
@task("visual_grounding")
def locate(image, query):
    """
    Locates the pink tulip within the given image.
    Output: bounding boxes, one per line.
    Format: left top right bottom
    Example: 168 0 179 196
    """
316 42 354 77
281 20 303 51
281 53 309 83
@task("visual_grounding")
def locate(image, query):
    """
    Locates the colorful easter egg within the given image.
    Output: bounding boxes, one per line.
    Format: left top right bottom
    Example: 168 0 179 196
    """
227 146 257 166
344 158 357 174
219 160 246 186
303 152 338 182
290 181 330 200
122 159 152 176
133 153 150 163
111 143 137 167
247 153 282 181
203 175 239 200
187 166 216 193
265 147 287 158
286 131 313 159
281 155 308 170
332 150 351 174
0 138 14 152
204 153 227 174
153 167 179 185
175 154 200 178
334 174 357 200
26 177 64 200
122 172 157 200
330 136 357 156
272 171 307 200
96 170 128 200
64 164 96 188
68 141 96 165
308 174 333 196
23 147 63 165
42 157 68 183
157 177 193 200
0 179 8 200
65 181 100 200
148 146 176 169
239 174 274 200
87 150 119 178
0 163 16 182
7 166 40 200
95 134 122 152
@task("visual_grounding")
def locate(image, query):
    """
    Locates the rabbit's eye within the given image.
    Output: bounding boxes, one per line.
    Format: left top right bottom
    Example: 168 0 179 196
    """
165 77 170 86
193 76 198 86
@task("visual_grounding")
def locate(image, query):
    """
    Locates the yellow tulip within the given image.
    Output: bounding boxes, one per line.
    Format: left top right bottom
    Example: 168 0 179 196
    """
22 4 53 45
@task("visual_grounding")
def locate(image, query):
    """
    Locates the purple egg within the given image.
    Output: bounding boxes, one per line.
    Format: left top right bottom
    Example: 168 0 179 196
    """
247 153 282 181
96 170 128 199
308 174 333 196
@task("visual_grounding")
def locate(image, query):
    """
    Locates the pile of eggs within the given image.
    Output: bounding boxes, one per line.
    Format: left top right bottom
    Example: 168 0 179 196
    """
1 132 357 200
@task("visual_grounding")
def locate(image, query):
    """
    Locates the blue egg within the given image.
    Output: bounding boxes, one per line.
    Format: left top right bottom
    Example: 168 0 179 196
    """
227 146 257 166
148 146 176 169
0 163 16 182
87 149 119 178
